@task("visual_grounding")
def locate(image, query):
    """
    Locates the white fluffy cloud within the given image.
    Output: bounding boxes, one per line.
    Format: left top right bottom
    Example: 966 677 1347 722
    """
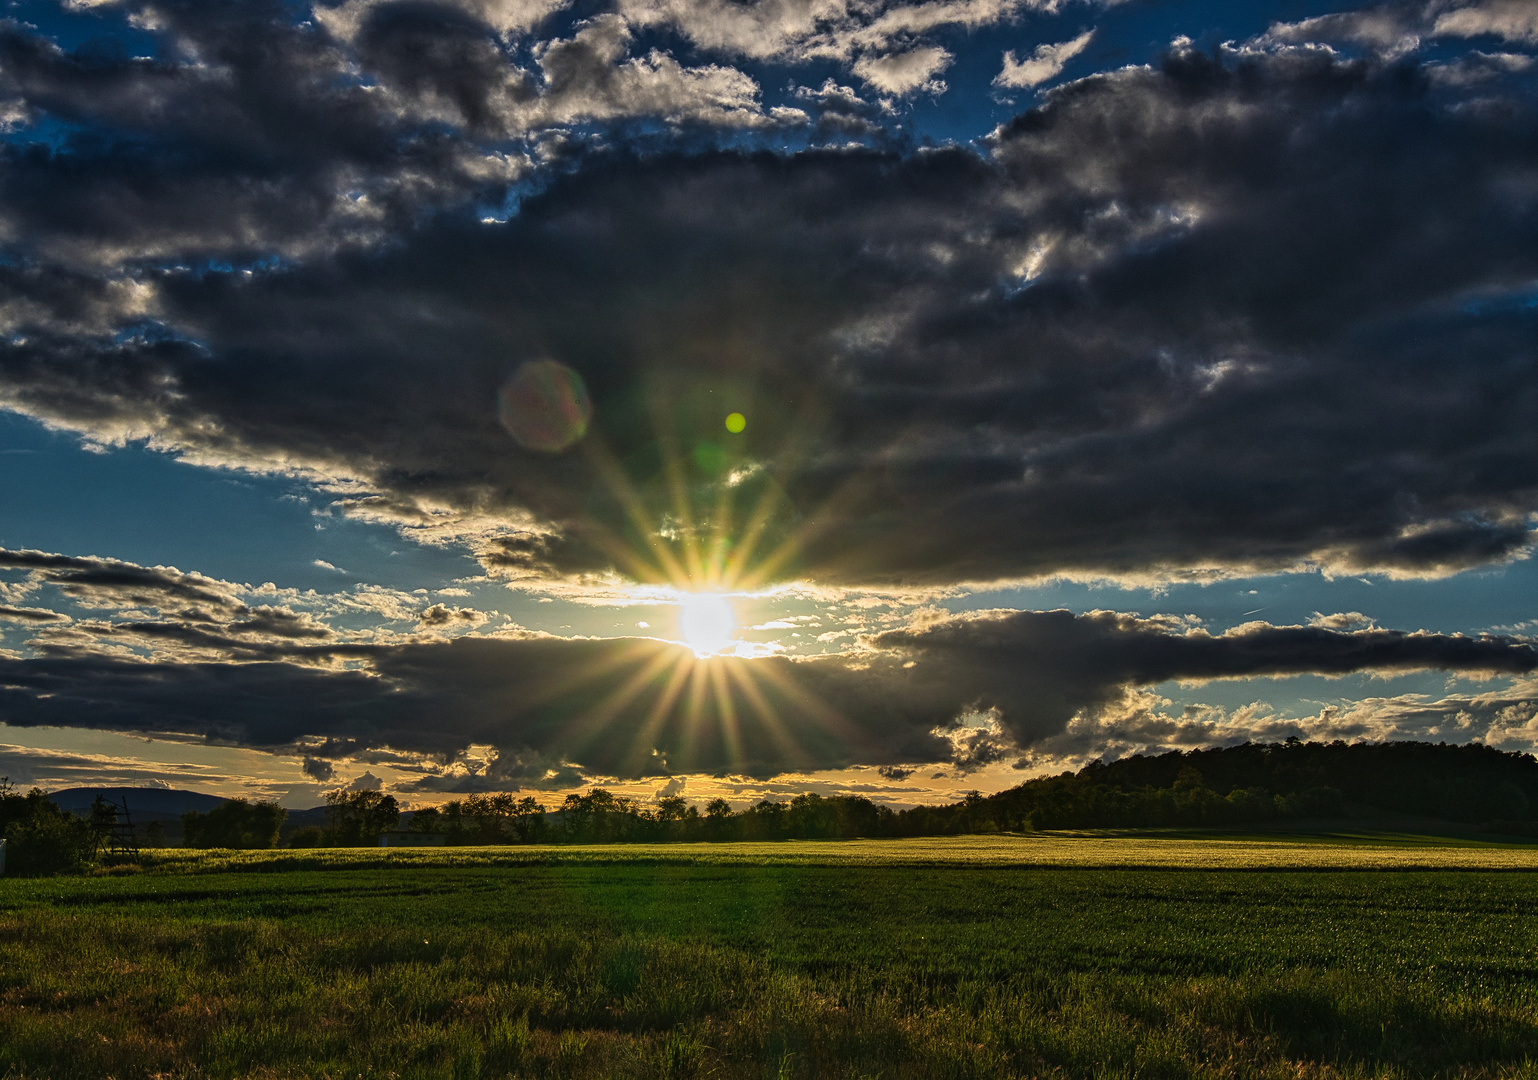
615 0 853 59
523 15 779 127
1434 0 1538 45
618 0 1060 63
994 29 1095 88
852 45 953 95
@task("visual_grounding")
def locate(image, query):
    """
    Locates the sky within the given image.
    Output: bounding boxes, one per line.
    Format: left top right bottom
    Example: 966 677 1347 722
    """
0 0 1536 811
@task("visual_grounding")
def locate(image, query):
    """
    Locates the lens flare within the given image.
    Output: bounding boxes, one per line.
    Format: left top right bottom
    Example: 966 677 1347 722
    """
498 359 592 453
725 412 746 433
678 592 735 656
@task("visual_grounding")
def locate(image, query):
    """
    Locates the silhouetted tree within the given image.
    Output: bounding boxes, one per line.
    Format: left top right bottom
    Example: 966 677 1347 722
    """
183 798 286 848
322 789 399 845
407 806 442 833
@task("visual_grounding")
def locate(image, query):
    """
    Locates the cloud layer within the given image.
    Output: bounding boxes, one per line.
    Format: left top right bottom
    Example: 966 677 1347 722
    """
0 19 1533 590
2 590 1534 780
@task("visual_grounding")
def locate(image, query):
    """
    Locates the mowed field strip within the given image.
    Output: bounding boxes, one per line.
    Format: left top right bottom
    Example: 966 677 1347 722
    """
122 831 1538 874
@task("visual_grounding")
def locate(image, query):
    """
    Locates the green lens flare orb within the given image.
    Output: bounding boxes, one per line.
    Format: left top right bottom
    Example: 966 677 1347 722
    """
498 360 592 453
724 412 746 433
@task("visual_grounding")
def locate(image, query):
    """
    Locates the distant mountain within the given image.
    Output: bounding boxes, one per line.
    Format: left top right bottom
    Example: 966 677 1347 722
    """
282 806 329 831
50 787 243 817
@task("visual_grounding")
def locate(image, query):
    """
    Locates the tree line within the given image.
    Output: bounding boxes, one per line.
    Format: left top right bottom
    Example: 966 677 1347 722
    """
384 739 1538 843
5 740 1538 870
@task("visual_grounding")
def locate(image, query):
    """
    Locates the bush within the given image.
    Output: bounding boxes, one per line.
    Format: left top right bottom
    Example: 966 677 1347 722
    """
2 790 95 875
289 825 325 848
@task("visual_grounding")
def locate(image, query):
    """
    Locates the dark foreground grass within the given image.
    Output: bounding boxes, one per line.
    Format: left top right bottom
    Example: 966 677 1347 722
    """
3 840 1538 1079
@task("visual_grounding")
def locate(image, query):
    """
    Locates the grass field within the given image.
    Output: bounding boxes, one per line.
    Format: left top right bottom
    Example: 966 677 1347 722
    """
4 834 1538 1079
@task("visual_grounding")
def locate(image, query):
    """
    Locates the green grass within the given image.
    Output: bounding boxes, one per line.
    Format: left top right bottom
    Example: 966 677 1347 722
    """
4 836 1538 1078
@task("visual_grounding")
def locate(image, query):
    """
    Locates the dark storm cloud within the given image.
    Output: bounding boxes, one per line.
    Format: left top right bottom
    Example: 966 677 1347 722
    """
0 548 241 610
399 746 587 792
3 35 1536 586
301 755 336 781
0 0 779 271
0 548 336 657
0 603 67 623
864 609 1538 751
0 610 1532 777
0 1 490 264
352 0 535 132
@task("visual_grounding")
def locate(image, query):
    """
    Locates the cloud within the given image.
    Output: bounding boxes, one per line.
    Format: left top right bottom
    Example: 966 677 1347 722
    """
615 0 1051 64
1265 1 1538 58
1433 0 1538 45
0 549 242 611
1015 679 1538 774
0 548 470 663
1428 50 1536 86
0 34 1536 594
790 79 888 138
396 745 587 791
418 603 490 628
852 45 952 95
0 740 252 792
994 29 1094 89
1309 611 1377 631
522 16 779 129
0 604 69 623
0 0 786 276
1263 7 1424 57
861 608 1538 753
0 605 1532 779
301 755 337 781
318 0 573 41
615 0 858 61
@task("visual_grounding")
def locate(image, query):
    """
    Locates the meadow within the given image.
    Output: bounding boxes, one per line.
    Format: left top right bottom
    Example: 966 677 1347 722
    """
3 834 1538 1079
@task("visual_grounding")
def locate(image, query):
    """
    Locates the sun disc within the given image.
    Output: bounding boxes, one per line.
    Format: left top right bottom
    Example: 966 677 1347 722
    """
678 592 735 656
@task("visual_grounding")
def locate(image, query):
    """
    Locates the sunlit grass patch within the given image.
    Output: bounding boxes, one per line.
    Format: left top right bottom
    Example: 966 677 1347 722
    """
125 831 1538 876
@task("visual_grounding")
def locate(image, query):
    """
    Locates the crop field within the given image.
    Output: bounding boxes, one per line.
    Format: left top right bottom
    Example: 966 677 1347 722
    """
3 835 1538 1079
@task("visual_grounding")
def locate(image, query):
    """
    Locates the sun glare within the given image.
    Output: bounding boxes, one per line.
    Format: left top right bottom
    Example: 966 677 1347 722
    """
678 592 735 656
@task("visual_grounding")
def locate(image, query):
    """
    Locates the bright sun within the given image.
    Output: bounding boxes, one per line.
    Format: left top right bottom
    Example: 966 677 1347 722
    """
678 592 735 656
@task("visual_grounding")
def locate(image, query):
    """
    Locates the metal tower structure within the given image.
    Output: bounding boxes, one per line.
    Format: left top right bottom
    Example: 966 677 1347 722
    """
91 794 140 860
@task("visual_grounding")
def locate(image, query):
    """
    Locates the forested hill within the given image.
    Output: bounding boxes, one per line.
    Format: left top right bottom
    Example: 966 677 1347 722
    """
925 739 1538 834
420 739 1538 844
1076 739 1537 807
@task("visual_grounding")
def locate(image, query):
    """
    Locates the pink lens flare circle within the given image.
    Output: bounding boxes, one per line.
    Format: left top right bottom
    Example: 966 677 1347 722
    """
497 360 593 453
